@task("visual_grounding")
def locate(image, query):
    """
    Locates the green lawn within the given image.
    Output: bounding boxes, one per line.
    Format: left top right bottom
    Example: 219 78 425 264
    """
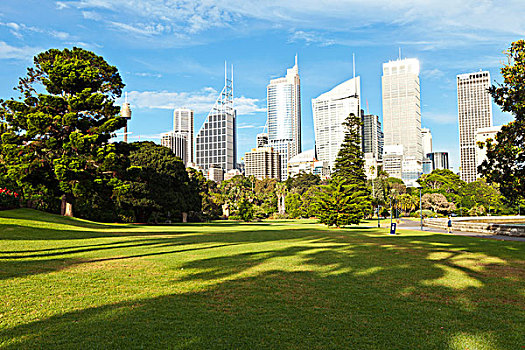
1 209 523 349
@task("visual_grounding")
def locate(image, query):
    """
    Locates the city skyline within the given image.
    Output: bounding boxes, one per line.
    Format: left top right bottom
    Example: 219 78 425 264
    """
0 1 520 171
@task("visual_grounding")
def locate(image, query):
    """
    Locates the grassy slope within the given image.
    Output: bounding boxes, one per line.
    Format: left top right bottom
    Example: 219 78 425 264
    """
0 209 523 349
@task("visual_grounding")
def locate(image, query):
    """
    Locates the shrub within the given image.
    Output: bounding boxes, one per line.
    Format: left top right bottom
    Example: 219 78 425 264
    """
0 188 20 210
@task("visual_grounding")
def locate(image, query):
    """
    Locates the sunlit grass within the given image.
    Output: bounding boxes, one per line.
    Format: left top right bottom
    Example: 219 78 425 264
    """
0 209 523 349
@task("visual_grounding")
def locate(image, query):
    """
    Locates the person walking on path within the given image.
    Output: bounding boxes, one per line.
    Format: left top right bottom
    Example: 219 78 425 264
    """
447 216 453 233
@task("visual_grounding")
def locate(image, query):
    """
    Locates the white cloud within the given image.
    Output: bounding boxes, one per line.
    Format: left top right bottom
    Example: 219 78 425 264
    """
422 68 445 80
0 21 71 41
238 124 265 129
0 41 41 60
123 88 265 115
63 0 525 43
130 72 163 78
289 31 335 47
423 113 457 125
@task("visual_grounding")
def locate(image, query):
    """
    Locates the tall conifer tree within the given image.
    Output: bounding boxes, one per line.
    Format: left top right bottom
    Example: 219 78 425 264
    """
317 113 370 226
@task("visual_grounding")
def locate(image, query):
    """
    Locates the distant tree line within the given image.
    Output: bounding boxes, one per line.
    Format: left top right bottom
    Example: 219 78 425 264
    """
1 41 524 224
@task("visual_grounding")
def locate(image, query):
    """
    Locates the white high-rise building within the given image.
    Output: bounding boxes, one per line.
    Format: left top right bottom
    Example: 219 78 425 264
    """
421 128 432 157
312 77 361 171
161 132 187 164
475 125 501 174
195 65 237 174
173 108 194 164
457 71 493 183
267 56 301 180
382 58 422 161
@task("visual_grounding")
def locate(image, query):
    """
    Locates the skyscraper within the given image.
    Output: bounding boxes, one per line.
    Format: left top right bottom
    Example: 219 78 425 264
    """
267 56 301 180
421 128 432 157
195 65 237 174
382 58 422 161
427 152 449 170
457 71 493 183
475 125 501 173
173 108 194 164
312 77 360 171
362 114 384 160
256 132 269 148
244 147 281 181
161 132 187 164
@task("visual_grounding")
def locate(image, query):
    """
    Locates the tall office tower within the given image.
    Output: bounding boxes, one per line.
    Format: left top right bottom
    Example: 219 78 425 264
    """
475 125 501 171
457 71 493 183
383 145 404 179
267 56 301 180
362 114 384 160
173 108 194 164
427 152 450 170
256 133 269 148
244 147 281 180
195 65 237 174
421 128 432 157
312 77 361 171
382 58 422 161
161 132 187 164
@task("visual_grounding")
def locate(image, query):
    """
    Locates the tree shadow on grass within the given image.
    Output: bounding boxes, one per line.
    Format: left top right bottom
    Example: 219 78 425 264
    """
0 209 125 229
0 247 522 349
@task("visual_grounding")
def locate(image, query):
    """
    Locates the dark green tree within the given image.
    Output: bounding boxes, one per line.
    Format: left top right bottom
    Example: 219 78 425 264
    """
317 177 369 227
0 47 126 216
478 40 525 202
115 142 195 223
318 113 370 226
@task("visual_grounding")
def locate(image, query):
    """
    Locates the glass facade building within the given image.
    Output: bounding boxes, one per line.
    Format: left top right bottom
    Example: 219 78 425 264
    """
196 67 237 173
312 77 361 171
267 56 301 180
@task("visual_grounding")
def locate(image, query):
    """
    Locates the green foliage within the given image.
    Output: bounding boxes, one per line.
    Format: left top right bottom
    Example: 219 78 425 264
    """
317 113 370 226
317 176 369 227
0 187 20 209
115 142 195 223
0 47 125 214
459 179 504 214
417 169 464 203
285 172 321 195
421 193 456 214
479 40 525 202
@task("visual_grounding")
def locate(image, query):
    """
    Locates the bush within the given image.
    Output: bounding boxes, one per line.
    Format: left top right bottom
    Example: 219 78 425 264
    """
0 188 20 210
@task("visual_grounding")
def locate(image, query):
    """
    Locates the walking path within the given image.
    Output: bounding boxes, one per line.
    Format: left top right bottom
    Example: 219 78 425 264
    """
396 218 525 242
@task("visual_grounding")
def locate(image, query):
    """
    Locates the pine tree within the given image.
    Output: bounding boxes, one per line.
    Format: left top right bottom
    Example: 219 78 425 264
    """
334 113 367 183
317 113 370 226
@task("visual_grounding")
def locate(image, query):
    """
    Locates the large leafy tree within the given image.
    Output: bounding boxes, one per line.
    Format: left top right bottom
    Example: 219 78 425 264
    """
0 47 125 215
459 179 503 213
478 40 525 202
115 142 196 223
318 113 370 226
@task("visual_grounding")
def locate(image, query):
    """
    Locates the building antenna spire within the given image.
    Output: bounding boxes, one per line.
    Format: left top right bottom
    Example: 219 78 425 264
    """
224 61 227 88
399 47 402 60
231 63 234 105
125 91 128 103
353 53 355 80
295 53 298 66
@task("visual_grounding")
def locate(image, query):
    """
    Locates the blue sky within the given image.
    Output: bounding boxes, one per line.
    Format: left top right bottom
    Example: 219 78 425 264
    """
0 1 523 170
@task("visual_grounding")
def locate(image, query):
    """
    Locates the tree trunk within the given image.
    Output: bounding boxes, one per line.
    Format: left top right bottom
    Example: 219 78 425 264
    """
182 212 188 223
61 194 74 217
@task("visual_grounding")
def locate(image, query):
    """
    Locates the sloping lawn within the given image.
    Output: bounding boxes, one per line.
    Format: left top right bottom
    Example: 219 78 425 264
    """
0 209 523 349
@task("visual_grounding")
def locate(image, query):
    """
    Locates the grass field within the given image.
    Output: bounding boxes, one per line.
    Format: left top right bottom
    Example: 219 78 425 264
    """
1 209 524 349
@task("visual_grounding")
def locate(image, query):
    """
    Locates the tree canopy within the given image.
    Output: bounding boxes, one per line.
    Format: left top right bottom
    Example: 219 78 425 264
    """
0 47 126 215
478 40 525 202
